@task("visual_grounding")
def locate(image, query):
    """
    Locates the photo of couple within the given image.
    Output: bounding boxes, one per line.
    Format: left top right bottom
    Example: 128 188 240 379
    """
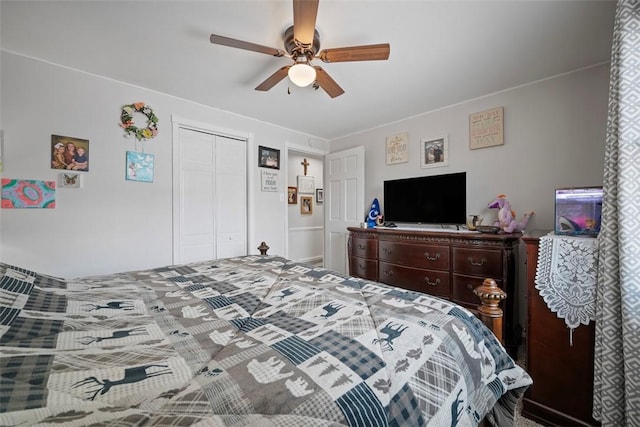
51 135 89 171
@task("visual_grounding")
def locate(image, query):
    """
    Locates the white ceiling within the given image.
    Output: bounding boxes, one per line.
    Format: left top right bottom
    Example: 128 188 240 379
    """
1 0 616 141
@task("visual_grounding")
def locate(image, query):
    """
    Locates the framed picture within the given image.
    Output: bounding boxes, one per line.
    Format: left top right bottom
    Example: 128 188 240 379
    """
51 134 89 171
316 188 324 204
421 135 449 169
300 196 313 215
469 106 504 149
258 145 280 169
297 175 314 193
58 173 81 188
288 186 298 204
126 151 154 183
386 132 409 165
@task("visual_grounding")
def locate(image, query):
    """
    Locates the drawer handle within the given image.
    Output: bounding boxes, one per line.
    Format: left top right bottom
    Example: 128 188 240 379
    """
424 252 440 261
383 270 394 277
467 283 474 291
383 247 392 255
359 264 366 270
358 244 366 250
467 257 486 267
424 277 440 286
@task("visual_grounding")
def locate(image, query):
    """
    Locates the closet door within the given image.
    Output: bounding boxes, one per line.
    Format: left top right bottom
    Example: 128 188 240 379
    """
177 128 216 264
215 135 246 258
174 128 247 264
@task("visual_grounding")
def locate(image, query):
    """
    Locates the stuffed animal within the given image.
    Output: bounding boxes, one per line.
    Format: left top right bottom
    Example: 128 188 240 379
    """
488 194 533 233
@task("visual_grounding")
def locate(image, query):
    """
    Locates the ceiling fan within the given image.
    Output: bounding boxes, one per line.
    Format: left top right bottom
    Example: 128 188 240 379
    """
209 0 390 98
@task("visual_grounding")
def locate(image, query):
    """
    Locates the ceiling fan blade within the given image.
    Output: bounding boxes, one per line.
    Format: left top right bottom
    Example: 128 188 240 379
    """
313 66 345 98
318 43 390 62
293 0 319 46
210 34 285 57
255 66 291 91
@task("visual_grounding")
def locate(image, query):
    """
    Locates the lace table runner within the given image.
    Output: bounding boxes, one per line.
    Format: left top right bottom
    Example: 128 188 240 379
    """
535 232 599 345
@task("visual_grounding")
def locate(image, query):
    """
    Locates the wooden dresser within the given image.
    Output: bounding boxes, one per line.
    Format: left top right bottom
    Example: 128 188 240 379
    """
347 227 521 356
521 231 600 426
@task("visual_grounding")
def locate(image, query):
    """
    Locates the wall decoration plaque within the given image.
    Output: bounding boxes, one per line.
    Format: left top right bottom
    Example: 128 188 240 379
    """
297 175 314 194
469 106 504 149
386 132 409 165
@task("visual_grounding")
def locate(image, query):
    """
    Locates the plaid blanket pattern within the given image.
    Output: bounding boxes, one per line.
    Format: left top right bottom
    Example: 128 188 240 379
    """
0 255 531 426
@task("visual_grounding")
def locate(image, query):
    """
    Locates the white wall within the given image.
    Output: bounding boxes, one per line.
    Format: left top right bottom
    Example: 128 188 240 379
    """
0 52 328 277
330 64 609 233
329 64 610 333
287 153 324 262
0 50 609 284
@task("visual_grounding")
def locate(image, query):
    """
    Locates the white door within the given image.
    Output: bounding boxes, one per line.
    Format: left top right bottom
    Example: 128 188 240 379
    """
215 135 247 258
324 146 365 274
173 127 247 264
176 128 216 264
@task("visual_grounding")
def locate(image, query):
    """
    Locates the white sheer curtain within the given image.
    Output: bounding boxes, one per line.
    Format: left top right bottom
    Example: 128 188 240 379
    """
593 1 640 425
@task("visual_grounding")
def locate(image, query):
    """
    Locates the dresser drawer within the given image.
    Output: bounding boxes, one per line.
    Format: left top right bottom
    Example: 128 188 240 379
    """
378 262 450 297
351 236 378 259
451 274 502 308
379 241 449 270
452 247 502 277
349 257 378 281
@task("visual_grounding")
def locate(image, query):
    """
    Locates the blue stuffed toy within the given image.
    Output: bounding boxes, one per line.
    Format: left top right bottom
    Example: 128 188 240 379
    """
366 198 381 228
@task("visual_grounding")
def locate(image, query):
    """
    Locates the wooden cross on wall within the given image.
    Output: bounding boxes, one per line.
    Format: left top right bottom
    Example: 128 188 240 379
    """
301 158 310 176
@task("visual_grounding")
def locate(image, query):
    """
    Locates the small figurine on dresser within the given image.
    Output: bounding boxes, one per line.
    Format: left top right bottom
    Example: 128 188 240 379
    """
366 198 381 228
488 194 534 233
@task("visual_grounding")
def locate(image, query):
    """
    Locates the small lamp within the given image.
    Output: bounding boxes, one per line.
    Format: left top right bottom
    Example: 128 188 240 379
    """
288 62 316 87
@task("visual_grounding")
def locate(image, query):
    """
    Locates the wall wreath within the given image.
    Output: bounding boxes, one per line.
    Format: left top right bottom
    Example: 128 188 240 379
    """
120 102 159 141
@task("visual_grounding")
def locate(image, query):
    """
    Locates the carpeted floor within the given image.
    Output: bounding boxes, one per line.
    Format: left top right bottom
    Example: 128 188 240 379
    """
515 400 544 426
514 343 544 427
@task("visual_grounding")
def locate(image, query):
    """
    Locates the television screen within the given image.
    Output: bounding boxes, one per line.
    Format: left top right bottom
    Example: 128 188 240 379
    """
383 172 466 225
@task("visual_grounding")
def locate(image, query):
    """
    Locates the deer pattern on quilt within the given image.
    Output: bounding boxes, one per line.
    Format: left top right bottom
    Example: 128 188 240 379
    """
0 256 532 427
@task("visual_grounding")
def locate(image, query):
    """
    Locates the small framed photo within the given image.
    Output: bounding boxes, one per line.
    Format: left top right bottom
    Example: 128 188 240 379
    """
316 188 324 204
300 196 313 215
58 172 81 188
258 145 280 169
297 175 314 193
421 135 449 169
51 134 89 171
288 186 298 204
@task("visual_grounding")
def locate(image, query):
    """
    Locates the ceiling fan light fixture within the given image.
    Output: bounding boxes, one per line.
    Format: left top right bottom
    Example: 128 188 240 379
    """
288 63 316 87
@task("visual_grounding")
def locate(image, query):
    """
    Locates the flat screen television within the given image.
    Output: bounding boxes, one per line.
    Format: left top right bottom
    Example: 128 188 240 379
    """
383 172 466 225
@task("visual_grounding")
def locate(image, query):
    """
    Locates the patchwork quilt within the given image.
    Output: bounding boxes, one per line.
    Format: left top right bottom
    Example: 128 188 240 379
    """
0 255 531 426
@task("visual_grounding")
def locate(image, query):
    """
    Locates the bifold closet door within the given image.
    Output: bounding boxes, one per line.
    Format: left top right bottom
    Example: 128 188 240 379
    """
214 135 246 258
176 128 246 264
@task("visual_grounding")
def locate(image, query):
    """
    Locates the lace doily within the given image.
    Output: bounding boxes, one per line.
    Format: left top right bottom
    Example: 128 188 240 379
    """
535 233 598 345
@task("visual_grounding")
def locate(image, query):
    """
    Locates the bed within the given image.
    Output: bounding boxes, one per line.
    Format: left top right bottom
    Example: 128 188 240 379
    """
0 252 531 426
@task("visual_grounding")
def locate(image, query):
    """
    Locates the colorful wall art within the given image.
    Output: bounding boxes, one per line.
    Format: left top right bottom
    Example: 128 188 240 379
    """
125 151 154 183
1 178 56 208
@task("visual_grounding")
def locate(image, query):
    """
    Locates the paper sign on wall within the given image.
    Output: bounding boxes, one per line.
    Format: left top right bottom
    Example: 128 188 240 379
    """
261 169 279 192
